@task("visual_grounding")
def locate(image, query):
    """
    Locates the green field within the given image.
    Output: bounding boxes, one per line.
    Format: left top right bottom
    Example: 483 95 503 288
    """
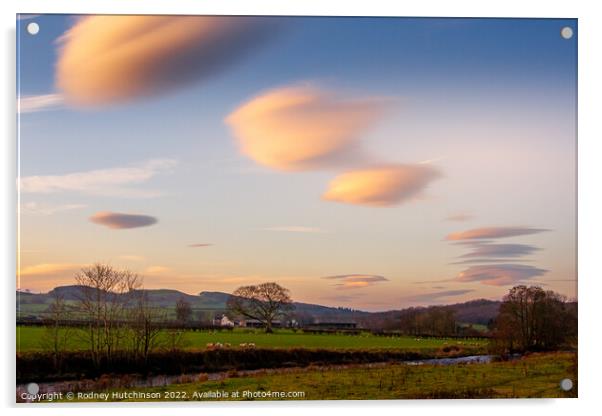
58 352 577 401
16 326 487 352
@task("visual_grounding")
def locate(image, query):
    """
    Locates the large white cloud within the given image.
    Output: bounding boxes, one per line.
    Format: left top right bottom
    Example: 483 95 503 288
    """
226 85 389 170
322 164 441 207
56 16 277 106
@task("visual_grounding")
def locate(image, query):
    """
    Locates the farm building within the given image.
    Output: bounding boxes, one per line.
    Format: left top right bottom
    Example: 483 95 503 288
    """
212 314 235 327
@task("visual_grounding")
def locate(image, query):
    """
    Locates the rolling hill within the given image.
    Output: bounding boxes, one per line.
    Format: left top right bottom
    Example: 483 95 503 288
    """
17 285 502 328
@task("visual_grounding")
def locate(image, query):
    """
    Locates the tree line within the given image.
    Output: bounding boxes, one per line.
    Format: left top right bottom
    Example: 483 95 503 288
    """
37 262 576 372
491 285 577 353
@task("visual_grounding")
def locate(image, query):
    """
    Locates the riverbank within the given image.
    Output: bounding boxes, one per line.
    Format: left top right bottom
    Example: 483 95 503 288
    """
18 351 576 402
17 345 485 383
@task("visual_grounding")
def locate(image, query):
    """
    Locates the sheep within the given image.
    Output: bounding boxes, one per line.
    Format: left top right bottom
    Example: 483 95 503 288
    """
238 342 256 349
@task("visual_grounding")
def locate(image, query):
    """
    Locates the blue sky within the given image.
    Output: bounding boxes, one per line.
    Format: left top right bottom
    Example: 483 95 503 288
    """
17 15 577 310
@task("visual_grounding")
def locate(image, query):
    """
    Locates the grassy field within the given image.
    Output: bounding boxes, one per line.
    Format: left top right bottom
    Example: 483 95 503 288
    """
17 326 487 352
58 352 577 401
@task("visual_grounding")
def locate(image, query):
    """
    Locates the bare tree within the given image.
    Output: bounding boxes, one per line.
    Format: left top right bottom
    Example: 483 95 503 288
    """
75 263 141 366
227 282 294 333
493 285 577 352
399 306 456 336
39 292 72 370
175 297 192 324
128 291 165 363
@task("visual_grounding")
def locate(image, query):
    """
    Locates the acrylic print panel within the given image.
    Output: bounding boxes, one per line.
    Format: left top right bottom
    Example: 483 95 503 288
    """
16 15 577 402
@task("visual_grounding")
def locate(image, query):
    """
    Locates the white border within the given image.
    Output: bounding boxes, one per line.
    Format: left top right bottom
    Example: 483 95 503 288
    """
2 1 601 415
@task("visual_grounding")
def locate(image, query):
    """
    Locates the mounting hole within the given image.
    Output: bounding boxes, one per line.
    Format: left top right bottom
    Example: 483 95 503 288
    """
559 378 573 391
26 22 40 35
560 26 573 40
26 382 39 395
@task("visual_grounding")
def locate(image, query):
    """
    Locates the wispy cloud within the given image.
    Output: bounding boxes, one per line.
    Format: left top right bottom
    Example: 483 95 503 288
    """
56 16 278 106
450 258 535 265
19 158 177 198
89 212 158 230
406 289 475 303
322 274 389 290
18 93 64 113
261 226 326 233
144 266 171 275
445 226 548 241
322 164 441 207
19 202 86 216
188 243 213 248
226 85 390 170
459 243 540 259
18 263 86 292
19 263 84 277
444 213 474 222
455 264 547 286
119 255 145 262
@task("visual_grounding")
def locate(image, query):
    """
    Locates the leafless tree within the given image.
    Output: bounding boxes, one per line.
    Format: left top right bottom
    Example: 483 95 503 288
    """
227 282 294 333
39 292 72 370
399 306 457 336
493 285 577 352
75 263 141 366
128 291 165 362
175 297 192 324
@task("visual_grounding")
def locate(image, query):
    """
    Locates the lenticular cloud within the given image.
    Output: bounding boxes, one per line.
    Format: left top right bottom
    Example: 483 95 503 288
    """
226 85 389 170
322 164 441 207
89 211 158 229
56 16 277 106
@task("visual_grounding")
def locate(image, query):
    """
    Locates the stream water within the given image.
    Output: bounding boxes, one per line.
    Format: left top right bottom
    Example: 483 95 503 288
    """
17 354 516 401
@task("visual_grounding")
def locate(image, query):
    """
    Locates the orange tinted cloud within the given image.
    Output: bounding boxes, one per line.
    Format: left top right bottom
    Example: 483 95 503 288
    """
144 266 171 275
226 85 389 170
322 274 388 290
445 226 548 241
20 263 83 277
322 164 441 207
56 16 276 106
18 263 86 292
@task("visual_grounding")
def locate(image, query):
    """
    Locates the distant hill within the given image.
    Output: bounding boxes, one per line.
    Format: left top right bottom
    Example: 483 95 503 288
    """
447 299 501 325
17 285 502 327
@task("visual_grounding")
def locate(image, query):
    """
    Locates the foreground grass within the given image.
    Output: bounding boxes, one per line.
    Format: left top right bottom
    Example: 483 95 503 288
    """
17 326 486 352
58 352 576 401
